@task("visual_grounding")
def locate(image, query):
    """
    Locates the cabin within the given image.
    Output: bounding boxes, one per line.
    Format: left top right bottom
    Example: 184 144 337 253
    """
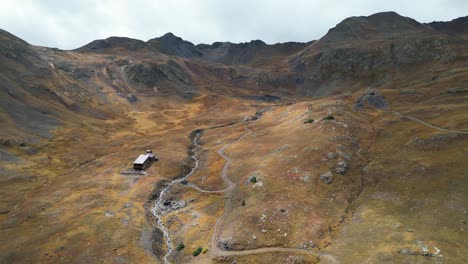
133 150 157 170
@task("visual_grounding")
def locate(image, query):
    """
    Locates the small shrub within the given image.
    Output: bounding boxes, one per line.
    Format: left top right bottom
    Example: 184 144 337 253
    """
202 248 208 254
192 247 203 256
250 176 257 183
303 118 314 124
322 115 334 121
175 242 185 251
241 200 246 206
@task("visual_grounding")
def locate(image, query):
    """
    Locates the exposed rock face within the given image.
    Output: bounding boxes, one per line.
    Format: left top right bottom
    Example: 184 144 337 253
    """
75 36 147 53
354 89 388 109
66 12 467 99
125 61 192 89
0 29 41 64
289 12 463 97
292 37 456 97
427 16 468 35
198 40 268 64
76 32 309 65
147 33 201 58
197 40 309 65
320 12 425 43
55 61 93 80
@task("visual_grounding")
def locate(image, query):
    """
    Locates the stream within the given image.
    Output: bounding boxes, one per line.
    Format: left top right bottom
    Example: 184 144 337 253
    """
149 119 259 263
148 111 339 262
151 129 202 264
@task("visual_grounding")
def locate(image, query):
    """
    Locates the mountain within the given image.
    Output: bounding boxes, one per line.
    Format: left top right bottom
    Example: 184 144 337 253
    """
320 11 427 42
427 16 468 35
1 12 467 264
75 36 147 53
147 32 202 58
290 12 468 96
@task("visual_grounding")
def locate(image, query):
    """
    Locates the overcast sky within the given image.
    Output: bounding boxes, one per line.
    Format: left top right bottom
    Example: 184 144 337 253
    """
1 0 467 50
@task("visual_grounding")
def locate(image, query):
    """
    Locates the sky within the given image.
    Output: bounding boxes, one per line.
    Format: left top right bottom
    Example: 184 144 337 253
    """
0 0 467 50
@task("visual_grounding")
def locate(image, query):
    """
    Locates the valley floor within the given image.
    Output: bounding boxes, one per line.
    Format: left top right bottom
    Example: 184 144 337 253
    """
1 88 467 264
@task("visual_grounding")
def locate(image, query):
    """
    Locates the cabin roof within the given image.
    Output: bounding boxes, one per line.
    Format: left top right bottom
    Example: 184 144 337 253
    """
134 154 150 164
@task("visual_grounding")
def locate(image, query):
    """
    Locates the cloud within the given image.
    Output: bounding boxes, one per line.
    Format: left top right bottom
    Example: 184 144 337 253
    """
0 0 466 49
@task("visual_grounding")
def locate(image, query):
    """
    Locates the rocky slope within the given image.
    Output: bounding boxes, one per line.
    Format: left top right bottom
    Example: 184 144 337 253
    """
0 12 467 264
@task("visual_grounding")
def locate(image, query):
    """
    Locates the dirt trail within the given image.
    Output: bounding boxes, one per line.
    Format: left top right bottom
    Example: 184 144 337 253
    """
210 126 251 255
157 116 337 263
203 124 336 262
184 183 229 193
147 107 466 263
391 111 468 134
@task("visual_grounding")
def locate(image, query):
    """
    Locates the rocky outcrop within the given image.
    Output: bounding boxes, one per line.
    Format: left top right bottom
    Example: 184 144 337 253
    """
319 12 428 44
75 36 147 53
197 40 309 65
125 60 192 91
0 29 42 65
55 61 94 80
75 32 308 64
289 12 461 96
427 16 468 35
147 33 201 58
354 89 388 109
319 171 334 184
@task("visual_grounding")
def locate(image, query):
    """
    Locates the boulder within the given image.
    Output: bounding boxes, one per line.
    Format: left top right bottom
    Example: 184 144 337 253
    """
334 160 349 175
319 171 334 184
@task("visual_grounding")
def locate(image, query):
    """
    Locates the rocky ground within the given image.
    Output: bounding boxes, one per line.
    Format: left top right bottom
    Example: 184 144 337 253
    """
1 12 467 264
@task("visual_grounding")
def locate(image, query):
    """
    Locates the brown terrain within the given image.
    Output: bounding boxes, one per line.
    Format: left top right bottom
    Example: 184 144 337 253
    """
0 11 467 264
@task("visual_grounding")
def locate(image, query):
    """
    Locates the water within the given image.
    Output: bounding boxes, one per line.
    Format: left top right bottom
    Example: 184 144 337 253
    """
151 130 202 264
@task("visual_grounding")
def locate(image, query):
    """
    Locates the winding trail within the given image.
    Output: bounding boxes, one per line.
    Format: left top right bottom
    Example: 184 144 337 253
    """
153 109 467 263
154 120 337 263
209 126 250 254
193 124 335 262
390 111 468 134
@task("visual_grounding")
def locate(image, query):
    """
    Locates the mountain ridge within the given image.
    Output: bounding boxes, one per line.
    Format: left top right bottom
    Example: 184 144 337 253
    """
1 11 467 138
1 11 467 263
69 12 468 56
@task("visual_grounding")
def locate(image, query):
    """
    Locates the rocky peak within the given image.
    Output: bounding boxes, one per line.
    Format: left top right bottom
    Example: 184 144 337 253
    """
196 39 276 64
321 11 427 43
0 29 39 62
426 16 468 35
0 29 29 46
159 32 182 41
147 32 201 58
75 36 146 52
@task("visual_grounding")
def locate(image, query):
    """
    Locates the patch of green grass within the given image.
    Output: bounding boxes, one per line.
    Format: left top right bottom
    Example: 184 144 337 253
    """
192 246 203 256
304 118 314 124
175 242 185 251
322 115 334 121
202 248 208 254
